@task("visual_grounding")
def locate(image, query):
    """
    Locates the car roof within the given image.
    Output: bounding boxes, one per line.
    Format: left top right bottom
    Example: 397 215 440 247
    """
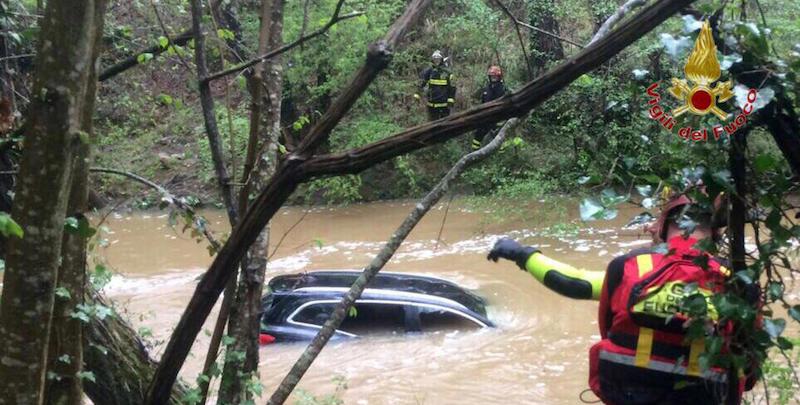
266 270 491 321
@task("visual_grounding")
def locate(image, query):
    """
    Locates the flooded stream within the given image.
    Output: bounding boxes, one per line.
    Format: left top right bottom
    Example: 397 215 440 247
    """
96 200 765 404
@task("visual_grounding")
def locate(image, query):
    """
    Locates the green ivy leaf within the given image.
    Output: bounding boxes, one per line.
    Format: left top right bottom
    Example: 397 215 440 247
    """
158 36 169 49
764 318 786 339
777 336 793 350
137 52 154 64
0 213 24 238
77 371 96 383
635 185 653 197
734 270 755 285
767 282 784 301
789 305 800 323
55 287 71 300
64 217 79 233
579 198 603 221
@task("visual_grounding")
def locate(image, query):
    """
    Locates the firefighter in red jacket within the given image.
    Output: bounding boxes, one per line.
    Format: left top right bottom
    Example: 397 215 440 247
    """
487 193 758 404
415 50 456 121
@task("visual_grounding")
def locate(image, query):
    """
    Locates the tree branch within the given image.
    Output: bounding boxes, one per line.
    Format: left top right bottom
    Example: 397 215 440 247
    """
515 19 584 48
589 0 647 45
88 168 221 251
202 0 362 84
267 118 520 405
299 0 694 178
143 0 433 402
145 1 695 401
189 0 239 226
99 30 193 82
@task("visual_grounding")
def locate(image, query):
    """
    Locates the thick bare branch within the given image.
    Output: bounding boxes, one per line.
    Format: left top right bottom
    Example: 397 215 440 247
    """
589 0 647 45
300 0 694 178
266 118 520 404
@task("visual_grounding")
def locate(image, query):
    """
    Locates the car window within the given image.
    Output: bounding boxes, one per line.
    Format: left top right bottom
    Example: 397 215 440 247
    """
340 303 406 336
292 302 335 326
292 301 483 336
418 306 482 333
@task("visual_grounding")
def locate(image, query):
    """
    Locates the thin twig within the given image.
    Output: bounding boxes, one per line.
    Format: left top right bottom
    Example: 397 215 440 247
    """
491 0 533 78
434 193 454 251
0 53 34 62
268 210 310 261
515 20 584 48
150 0 193 72
202 4 362 83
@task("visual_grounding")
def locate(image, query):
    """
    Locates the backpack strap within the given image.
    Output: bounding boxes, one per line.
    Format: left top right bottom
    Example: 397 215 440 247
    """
634 254 655 367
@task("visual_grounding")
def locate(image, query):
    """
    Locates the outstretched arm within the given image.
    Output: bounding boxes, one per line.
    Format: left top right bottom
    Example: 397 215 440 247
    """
488 238 604 300
523 252 604 300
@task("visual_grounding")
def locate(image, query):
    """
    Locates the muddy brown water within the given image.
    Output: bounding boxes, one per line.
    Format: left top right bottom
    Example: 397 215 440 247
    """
95 200 788 404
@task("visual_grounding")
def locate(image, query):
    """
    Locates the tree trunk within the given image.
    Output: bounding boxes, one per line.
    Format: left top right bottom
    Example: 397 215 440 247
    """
43 2 107 403
83 292 189 405
218 0 284 402
190 0 239 226
0 1 105 403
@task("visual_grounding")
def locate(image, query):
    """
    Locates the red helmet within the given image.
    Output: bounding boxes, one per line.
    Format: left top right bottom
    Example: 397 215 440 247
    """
649 190 726 243
652 194 692 243
488 65 502 78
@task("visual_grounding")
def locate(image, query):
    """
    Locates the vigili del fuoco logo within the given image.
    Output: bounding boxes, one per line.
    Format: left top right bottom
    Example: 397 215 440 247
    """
645 20 758 142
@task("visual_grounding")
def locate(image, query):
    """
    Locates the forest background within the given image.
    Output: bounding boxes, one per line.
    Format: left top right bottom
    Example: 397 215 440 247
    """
8 0 797 209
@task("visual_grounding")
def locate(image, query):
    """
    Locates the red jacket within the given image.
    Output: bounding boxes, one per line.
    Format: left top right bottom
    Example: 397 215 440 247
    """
589 236 740 405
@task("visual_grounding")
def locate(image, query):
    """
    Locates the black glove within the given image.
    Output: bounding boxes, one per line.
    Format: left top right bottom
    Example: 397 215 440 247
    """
487 238 540 270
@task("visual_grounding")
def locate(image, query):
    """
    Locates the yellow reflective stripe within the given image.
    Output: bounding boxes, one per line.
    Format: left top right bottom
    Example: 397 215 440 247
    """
635 327 654 367
427 102 448 107
636 254 653 277
687 338 705 376
428 79 448 85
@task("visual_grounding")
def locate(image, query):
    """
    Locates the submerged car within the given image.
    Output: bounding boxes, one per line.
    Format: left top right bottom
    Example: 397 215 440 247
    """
259 270 493 343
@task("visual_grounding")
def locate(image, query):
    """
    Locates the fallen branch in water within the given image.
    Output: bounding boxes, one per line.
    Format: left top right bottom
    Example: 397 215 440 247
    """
266 118 520 405
88 168 221 251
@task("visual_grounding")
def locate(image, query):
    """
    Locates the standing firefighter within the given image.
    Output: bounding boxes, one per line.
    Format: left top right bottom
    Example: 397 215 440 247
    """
415 50 456 121
472 65 506 149
487 191 760 404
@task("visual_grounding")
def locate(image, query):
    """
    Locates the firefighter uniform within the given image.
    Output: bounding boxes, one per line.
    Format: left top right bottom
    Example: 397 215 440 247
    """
419 64 456 121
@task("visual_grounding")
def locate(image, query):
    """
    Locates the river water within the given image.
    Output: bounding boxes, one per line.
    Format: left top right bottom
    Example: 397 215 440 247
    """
96 200 773 404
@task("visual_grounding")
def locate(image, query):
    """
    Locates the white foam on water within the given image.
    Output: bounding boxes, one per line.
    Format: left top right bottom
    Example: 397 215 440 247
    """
102 268 204 296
